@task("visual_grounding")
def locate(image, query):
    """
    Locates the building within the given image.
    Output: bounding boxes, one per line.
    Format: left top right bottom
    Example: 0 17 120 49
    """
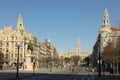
0 14 35 69
67 38 90 62
39 39 58 66
92 9 120 74
0 14 58 70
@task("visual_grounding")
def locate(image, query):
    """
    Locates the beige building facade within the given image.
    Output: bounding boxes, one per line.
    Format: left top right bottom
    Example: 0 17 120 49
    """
92 9 120 70
0 14 34 67
0 14 58 70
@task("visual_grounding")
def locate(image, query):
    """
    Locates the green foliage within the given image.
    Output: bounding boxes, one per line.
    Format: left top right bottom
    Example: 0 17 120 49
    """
83 56 90 66
84 56 90 62
70 55 80 66
27 42 33 52
64 57 70 63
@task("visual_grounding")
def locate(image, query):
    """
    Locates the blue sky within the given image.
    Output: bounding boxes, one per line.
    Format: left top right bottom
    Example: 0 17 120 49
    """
0 0 120 53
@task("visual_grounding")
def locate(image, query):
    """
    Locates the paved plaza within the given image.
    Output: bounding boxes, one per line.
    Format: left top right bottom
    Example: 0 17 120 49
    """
0 66 96 80
0 66 120 80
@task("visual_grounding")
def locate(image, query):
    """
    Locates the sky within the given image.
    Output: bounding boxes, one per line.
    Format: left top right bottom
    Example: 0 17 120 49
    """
0 0 120 53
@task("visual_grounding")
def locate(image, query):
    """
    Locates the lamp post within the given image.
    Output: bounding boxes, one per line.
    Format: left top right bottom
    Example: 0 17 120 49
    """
16 43 20 78
46 54 48 69
33 59 35 74
50 62 52 72
50 54 52 72
98 34 102 77
98 52 101 77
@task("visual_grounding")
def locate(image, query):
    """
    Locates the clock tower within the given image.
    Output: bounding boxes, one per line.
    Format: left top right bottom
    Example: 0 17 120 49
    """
76 38 80 55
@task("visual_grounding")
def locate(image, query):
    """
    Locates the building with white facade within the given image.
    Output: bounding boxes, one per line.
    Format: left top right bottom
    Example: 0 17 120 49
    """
0 14 58 70
92 9 120 74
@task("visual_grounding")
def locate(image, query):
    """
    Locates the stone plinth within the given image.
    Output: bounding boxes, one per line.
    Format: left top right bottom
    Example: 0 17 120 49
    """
25 53 32 70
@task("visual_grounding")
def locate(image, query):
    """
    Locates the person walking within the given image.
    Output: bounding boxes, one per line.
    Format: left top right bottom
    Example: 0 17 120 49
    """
72 67 74 72
110 68 113 76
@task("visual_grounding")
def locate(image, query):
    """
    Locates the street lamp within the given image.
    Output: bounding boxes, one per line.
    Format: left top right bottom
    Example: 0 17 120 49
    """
98 53 101 77
33 58 35 74
16 42 21 78
50 55 52 72
46 54 48 69
98 34 102 77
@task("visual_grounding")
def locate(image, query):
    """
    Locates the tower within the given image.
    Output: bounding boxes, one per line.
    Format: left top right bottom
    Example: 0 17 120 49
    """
100 9 111 35
100 9 111 51
16 14 24 30
102 8 111 27
76 38 80 55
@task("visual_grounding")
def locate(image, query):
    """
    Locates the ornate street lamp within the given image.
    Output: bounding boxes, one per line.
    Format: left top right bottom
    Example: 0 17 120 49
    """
16 42 21 78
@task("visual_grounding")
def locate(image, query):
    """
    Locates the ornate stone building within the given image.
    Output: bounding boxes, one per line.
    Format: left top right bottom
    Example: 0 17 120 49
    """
92 9 120 73
0 14 35 68
0 14 58 70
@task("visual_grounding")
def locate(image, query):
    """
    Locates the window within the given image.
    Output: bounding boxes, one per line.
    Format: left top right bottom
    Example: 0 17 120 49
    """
6 42 9 47
31 57 34 62
15 54 17 57
0 43 2 47
11 54 13 57
20 24 22 26
6 49 8 52
20 54 22 57
12 37 14 40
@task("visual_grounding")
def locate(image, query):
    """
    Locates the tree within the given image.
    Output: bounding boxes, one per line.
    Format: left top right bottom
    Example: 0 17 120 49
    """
27 41 33 53
64 57 70 63
70 55 80 66
102 41 115 63
83 56 90 67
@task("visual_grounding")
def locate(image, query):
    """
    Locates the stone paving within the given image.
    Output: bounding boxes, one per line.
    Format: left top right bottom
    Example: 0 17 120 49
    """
8 66 96 80
1 66 120 80
0 67 69 80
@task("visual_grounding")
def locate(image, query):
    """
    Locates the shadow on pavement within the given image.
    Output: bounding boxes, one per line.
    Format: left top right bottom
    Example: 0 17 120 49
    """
1 72 120 80
94 75 120 80
0 72 48 80
0 72 94 80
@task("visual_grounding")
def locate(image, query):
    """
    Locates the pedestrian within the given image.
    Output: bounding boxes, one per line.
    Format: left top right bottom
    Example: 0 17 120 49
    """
109 68 113 76
72 67 74 72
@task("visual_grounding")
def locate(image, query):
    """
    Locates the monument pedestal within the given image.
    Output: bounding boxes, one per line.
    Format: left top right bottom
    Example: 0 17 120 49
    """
25 54 33 70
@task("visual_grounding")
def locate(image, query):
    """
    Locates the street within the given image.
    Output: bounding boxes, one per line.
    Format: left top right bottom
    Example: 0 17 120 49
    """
22 74 94 80
1 65 120 80
0 65 96 80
